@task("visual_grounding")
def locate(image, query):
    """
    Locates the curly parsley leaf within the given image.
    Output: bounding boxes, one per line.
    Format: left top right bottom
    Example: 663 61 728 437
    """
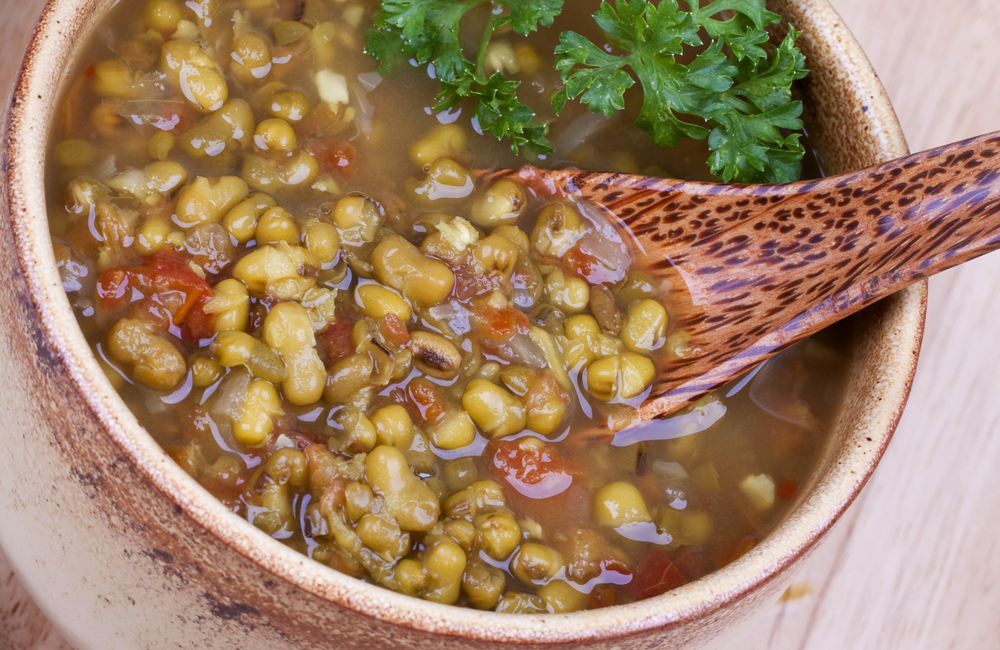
500 0 563 35
366 0 559 155
554 0 808 183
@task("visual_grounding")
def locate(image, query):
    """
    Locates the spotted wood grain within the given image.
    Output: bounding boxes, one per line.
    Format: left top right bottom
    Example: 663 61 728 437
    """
503 132 1000 420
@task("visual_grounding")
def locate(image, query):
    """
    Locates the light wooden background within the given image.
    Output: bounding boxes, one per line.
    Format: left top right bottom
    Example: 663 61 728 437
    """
2 0 1000 648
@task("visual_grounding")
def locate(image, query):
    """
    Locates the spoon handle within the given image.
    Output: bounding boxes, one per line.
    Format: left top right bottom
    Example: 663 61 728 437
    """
505 132 1000 420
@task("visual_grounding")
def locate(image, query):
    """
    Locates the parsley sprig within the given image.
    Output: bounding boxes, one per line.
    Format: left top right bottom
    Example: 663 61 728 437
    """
365 0 808 183
554 0 808 183
365 0 562 155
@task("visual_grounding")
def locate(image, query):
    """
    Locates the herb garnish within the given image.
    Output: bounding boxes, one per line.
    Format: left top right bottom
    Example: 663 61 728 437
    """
365 0 562 155
366 0 808 183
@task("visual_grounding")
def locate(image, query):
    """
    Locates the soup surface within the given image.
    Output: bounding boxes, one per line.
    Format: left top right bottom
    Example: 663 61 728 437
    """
45 0 849 613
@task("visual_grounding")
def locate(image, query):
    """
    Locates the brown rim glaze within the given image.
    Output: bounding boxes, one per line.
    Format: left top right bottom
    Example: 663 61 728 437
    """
2 0 925 647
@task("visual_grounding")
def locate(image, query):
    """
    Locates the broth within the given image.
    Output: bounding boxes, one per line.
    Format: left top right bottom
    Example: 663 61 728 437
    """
45 0 849 613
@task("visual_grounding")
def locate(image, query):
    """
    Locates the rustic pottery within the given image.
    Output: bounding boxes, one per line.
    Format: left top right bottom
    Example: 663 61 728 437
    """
0 0 925 648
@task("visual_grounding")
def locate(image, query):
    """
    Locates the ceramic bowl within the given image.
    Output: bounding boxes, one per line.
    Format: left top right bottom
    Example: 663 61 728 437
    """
0 0 925 648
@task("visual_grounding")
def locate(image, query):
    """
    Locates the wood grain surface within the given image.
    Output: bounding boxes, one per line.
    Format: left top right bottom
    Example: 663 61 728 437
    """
1 0 998 649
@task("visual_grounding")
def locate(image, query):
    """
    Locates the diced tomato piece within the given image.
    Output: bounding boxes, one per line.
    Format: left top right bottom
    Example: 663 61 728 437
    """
776 480 798 500
98 251 214 339
379 314 410 347
321 319 357 364
561 247 618 285
589 585 618 609
307 139 355 176
84 65 96 78
148 251 210 295
491 439 574 500
182 294 215 341
476 303 530 340
628 549 687 600
96 268 150 310
405 378 446 424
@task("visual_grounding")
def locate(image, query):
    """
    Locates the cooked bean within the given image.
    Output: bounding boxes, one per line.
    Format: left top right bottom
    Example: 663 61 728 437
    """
54 140 96 168
336 407 378 454
135 217 172 255
233 379 283 446
622 299 668 352
242 151 319 193
232 244 320 300
462 559 505 610
190 356 223 387
495 592 547 614
160 40 228 112
442 518 477 552
585 352 656 401
267 89 310 122
254 119 297 152
538 580 588 613
370 405 415 449
262 302 325 405
393 558 428 597
531 203 584 257
92 60 134 99
107 318 186 390
476 511 521 561
357 514 406 559
179 99 256 158
545 269 589 313
421 536 467 604
371 235 455 306
222 193 276 242
430 411 476 451
144 0 183 33
590 285 622 335
469 180 525 228
364 445 440 532
355 283 411 322
251 448 308 534
462 378 526 439
175 176 249 228
409 123 465 167
511 543 564 586
203 279 250 333
324 353 374 403
409 158 475 203
231 32 272 83
443 480 507 519
443 457 478 491
593 482 652 527
473 232 518 280
148 131 175 161
333 195 383 246
409 331 461 380
256 207 300 246
212 330 287 383
301 218 340 265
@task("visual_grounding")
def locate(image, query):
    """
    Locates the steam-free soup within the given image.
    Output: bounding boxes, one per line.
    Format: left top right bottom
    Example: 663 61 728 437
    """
45 0 847 613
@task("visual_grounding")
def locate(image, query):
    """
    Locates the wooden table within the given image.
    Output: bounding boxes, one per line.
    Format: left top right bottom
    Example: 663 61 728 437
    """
2 1 998 648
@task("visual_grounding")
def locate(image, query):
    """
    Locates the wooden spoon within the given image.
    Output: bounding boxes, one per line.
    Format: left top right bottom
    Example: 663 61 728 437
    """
489 131 1000 425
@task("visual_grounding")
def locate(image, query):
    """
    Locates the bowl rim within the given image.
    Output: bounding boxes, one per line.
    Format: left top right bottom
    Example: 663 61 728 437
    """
4 0 925 643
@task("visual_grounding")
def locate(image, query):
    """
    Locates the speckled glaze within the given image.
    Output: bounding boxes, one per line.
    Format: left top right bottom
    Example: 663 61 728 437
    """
0 1 924 649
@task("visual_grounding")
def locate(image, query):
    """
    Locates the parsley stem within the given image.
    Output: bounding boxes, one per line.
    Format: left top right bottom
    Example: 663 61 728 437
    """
474 15 500 83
